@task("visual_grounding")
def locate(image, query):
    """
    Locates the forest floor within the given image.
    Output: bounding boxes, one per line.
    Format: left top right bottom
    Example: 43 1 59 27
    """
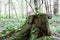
0 15 60 40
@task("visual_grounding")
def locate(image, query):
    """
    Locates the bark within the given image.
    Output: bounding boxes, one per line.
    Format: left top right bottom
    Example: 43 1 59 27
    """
35 14 51 38
34 0 38 14
20 16 33 40
8 0 11 18
21 14 51 40
44 0 52 19
54 0 58 15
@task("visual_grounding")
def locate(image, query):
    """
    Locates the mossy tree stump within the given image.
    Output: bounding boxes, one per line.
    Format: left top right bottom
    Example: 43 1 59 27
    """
21 14 51 40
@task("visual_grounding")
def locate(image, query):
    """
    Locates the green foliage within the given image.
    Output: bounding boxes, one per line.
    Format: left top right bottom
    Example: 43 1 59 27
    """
0 14 60 40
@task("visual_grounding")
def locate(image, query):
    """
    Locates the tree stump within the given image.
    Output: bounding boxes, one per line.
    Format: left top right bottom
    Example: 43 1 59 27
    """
21 14 51 40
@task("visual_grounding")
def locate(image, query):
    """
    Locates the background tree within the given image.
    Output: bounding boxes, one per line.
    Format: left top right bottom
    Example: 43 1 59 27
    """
8 0 11 18
54 0 59 16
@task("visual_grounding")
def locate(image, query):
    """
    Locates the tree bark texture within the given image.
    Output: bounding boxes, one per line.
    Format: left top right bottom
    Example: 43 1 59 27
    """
21 14 51 40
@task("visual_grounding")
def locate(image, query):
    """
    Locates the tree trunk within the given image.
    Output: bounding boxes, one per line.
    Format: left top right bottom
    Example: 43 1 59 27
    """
34 0 38 14
54 0 58 16
44 0 52 19
8 0 11 18
30 14 51 38
21 14 51 40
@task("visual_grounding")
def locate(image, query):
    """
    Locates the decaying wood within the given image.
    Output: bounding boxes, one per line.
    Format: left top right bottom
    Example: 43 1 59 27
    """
21 14 51 40
31 14 51 38
20 16 33 40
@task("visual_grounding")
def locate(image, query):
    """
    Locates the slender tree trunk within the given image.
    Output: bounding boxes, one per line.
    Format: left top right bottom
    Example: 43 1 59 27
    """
34 0 38 14
54 0 58 16
10 0 19 22
26 0 28 16
8 0 11 18
44 0 52 19
0 1 1 19
21 0 24 18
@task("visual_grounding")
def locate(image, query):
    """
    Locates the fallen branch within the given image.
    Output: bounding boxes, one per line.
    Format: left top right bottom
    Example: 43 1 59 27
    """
0 29 22 39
